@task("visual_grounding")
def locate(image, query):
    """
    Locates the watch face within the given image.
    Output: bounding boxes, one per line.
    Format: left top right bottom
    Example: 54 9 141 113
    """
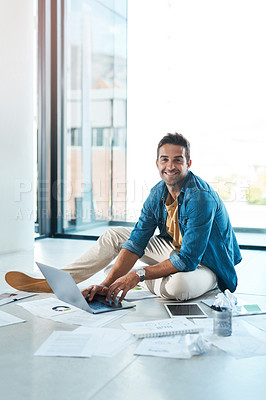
137 268 145 281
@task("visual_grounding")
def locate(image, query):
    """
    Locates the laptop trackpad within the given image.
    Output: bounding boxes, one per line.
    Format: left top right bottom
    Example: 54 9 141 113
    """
86 294 122 310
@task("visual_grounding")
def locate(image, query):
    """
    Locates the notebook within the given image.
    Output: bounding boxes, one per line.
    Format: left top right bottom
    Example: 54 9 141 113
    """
37 262 136 314
121 317 202 338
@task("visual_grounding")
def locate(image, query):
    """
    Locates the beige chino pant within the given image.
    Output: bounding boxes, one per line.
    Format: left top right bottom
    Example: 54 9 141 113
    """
63 227 217 301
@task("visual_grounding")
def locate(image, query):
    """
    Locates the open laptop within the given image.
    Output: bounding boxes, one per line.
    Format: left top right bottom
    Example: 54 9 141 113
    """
36 262 136 314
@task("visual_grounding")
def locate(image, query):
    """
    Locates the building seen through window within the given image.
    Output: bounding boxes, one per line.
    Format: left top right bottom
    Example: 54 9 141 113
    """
64 0 127 232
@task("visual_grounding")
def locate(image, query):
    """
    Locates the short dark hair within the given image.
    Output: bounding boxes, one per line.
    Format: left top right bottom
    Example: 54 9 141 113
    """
157 133 190 162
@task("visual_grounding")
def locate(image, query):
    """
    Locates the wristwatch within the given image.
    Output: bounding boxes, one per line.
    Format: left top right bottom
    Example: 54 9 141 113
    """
136 268 146 282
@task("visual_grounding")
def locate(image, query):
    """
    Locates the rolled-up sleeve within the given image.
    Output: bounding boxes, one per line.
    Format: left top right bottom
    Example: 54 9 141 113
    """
169 253 187 271
121 239 145 258
122 193 158 257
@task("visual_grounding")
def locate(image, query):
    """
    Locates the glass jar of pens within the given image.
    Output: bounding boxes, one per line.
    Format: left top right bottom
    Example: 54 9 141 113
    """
212 306 232 337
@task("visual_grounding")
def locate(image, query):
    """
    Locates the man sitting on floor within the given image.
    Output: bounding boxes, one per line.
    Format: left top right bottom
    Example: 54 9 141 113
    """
6 133 242 303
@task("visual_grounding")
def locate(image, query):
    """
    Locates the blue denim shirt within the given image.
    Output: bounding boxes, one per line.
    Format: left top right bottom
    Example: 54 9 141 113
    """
122 170 242 292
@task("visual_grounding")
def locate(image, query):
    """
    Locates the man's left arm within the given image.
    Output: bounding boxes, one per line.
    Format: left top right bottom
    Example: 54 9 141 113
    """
106 259 177 302
107 192 218 301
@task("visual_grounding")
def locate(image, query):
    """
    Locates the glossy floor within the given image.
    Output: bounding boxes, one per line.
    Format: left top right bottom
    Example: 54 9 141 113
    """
0 238 266 400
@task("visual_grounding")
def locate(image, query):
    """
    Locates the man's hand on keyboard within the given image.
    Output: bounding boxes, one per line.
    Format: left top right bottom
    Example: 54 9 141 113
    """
81 284 109 302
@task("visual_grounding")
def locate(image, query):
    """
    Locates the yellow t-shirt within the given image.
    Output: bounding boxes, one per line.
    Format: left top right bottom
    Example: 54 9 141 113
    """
165 194 182 251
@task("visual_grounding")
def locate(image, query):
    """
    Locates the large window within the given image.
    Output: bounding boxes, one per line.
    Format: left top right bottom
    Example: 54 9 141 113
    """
36 0 265 248
62 0 127 234
33 0 38 235
127 0 266 244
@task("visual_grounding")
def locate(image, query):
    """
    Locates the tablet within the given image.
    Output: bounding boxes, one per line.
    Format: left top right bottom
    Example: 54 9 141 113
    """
164 303 208 318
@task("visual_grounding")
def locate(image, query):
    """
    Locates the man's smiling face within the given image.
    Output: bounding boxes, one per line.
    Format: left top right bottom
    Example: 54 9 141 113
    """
156 143 191 190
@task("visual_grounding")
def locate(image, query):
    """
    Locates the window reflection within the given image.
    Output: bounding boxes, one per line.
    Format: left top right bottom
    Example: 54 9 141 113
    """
64 0 127 232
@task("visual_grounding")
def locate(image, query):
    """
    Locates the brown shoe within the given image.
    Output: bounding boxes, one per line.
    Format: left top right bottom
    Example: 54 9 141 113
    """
5 271 53 293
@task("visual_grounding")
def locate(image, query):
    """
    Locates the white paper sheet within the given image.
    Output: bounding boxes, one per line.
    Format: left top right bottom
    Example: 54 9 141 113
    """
35 327 135 358
192 318 214 335
201 297 266 317
125 286 158 301
74 327 136 357
0 291 36 306
18 297 131 327
0 310 25 327
35 330 93 357
134 335 193 359
194 318 266 359
242 315 266 332
52 308 131 327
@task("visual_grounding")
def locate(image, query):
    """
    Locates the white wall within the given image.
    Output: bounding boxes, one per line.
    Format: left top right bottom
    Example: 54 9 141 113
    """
0 0 34 254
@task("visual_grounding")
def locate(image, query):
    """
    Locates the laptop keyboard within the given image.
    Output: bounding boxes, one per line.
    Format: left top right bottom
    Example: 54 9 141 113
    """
86 295 122 310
